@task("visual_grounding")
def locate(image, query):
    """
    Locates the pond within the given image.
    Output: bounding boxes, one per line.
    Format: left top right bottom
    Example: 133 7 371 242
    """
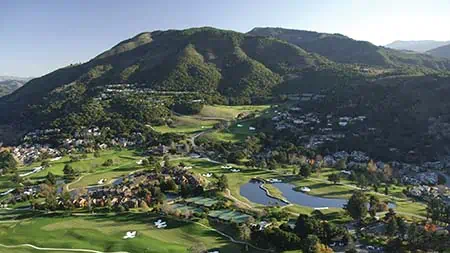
240 180 288 206
240 180 396 209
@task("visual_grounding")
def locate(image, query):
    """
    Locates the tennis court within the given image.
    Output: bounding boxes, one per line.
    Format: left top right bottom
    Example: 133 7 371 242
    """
170 203 203 214
185 196 220 207
208 209 252 224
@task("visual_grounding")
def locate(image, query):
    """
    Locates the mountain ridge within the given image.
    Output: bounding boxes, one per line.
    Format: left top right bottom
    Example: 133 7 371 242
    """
0 27 331 129
2 26 450 145
248 27 450 71
386 40 450 53
427 44 450 59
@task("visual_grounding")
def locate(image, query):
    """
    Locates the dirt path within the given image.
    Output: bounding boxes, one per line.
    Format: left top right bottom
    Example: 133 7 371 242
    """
0 243 129 253
65 175 86 191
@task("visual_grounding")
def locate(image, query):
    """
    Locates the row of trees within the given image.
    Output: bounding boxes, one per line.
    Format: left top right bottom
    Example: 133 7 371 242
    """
346 191 390 221
0 151 17 174
426 197 450 224
249 213 347 252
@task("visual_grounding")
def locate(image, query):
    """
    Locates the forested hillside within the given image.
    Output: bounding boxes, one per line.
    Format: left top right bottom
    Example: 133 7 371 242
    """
0 27 331 141
428 44 450 59
2 26 450 146
248 27 450 71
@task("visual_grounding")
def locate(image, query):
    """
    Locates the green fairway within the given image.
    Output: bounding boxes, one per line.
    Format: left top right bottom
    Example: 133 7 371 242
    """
0 213 247 253
153 115 220 134
205 120 259 143
199 105 270 120
153 105 270 135
16 149 142 184
0 248 69 253
69 162 141 189
0 174 15 193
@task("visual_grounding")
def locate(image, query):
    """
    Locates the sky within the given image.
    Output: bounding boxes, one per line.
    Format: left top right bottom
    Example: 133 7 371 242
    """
1 0 450 77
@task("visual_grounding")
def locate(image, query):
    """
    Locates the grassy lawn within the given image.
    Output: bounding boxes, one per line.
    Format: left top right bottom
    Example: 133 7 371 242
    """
199 105 270 120
0 213 247 253
206 120 259 143
153 105 271 136
0 174 14 192
286 177 354 199
16 149 142 183
0 249 70 253
263 184 287 201
70 162 141 189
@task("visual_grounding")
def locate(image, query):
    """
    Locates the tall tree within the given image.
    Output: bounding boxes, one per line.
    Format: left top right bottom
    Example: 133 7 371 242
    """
300 164 312 178
386 217 398 236
217 174 229 191
336 159 347 170
406 223 419 247
356 174 368 189
346 191 368 221
0 151 17 173
237 224 251 241
369 195 379 218
328 173 341 184
45 172 56 185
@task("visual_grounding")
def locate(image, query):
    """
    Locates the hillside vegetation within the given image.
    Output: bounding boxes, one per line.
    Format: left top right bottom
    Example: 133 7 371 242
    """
428 44 450 59
2 27 450 145
386 40 450 53
0 27 329 128
248 27 450 71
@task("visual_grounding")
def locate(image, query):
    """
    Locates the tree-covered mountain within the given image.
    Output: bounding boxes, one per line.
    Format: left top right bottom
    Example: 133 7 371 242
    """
248 27 450 71
428 44 450 59
0 27 332 139
2 26 450 146
386 40 450 53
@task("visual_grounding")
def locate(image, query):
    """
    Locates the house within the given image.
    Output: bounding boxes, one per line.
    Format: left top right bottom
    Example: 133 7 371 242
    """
74 198 88 208
251 221 272 231
152 145 169 155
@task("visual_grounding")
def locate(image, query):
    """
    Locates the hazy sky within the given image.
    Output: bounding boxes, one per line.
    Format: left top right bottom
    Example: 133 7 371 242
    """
1 0 450 77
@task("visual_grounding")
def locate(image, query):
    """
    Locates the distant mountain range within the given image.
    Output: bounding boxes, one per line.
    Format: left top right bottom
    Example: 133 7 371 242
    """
0 76 33 82
386 40 450 53
248 28 450 70
0 76 32 97
428 44 450 59
2 27 450 144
